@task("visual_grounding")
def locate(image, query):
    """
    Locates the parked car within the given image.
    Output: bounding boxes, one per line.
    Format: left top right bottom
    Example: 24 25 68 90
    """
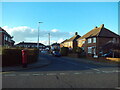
101 52 113 57
41 50 48 54
52 51 61 57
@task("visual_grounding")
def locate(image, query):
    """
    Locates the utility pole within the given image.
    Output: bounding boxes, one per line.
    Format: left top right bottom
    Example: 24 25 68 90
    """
48 33 50 46
48 33 50 50
37 22 43 49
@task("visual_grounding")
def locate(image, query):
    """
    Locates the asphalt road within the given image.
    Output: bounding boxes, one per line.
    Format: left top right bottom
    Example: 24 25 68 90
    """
2 53 120 88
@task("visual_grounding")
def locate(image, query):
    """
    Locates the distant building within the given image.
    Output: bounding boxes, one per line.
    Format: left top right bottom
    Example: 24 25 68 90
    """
0 27 15 47
60 32 81 48
77 24 120 57
16 42 45 49
51 43 60 51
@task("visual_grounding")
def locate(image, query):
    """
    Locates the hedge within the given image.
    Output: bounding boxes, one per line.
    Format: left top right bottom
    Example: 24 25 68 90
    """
2 48 39 67
60 47 69 56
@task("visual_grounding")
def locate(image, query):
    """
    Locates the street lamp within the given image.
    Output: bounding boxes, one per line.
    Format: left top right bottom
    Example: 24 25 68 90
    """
48 33 51 52
48 33 50 47
37 22 43 49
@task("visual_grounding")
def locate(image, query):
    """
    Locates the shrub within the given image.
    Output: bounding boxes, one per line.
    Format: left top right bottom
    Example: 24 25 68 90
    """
72 47 83 54
2 49 22 66
2 48 39 67
60 47 69 56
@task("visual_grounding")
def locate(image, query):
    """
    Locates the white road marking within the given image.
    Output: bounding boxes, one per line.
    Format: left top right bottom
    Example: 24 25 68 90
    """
4 74 16 76
59 73 67 75
46 73 57 75
74 72 82 74
115 87 120 89
96 72 101 74
102 70 120 73
90 68 100 71
32 74 41 76
85 66 100 71
19 74 30 76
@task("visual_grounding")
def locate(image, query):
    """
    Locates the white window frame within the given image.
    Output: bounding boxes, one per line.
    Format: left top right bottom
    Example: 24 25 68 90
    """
93 37 96 43
88 38 91 43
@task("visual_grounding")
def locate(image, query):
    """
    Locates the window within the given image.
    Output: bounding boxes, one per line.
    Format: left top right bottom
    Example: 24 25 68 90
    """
92 46 96 54
113 38 116 43
4 35 6 40
81 47 84 50
88 38 91 43
93 37 96 43
82 41 85 44
88 47 92 53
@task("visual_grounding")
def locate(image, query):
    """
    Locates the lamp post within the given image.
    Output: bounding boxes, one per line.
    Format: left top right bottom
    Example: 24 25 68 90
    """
48 33 50 50
37 22 43 49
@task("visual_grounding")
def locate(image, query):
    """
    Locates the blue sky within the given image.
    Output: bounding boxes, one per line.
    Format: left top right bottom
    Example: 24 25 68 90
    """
1 2 118 45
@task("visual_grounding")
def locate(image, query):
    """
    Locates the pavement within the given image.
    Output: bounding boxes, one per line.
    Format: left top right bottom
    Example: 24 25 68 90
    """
62 56 119 67
2 54 51 72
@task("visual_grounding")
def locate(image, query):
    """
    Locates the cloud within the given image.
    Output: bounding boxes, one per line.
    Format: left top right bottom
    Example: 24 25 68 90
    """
2 26 74 45
51 29 59 32
57 38 64 43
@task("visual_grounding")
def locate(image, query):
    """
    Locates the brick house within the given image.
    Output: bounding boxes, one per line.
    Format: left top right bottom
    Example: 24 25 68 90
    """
0 27 15 47
60 32 81 48
16 41 45 49
77 24 120 57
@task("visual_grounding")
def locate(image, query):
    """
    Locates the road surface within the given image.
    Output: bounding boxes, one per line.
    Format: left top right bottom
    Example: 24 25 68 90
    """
2 53 119 88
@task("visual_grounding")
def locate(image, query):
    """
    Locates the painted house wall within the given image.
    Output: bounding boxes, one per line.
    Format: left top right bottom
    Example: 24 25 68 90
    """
60 41 73 48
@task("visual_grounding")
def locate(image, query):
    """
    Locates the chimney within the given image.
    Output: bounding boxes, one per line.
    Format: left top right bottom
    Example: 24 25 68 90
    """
100 24 104 28
75 32 78 35
94 26 98 28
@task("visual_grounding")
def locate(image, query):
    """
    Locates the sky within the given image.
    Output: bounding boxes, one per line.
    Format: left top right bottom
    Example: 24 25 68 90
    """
1 2 118 45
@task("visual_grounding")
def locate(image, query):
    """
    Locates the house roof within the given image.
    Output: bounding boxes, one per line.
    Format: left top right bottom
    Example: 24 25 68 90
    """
77 24 119 40
51 43 60 46
0 27 12 38
16 42 45 46
61 32 81 43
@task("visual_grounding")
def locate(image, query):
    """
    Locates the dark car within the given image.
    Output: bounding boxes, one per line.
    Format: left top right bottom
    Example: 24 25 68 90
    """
102 52 113 57
52 51 61 57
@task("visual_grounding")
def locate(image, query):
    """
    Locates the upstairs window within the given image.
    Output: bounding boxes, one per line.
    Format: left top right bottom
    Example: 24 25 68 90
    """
93 37 96 43
113 38 116 43
82 41 85 44
88 38 91 43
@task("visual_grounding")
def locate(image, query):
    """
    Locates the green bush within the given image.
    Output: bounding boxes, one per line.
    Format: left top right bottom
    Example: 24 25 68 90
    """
2 48 39 67
60 47 69 56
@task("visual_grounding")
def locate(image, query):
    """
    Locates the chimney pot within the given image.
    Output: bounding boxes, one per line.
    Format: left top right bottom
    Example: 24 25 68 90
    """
75 32 78 35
